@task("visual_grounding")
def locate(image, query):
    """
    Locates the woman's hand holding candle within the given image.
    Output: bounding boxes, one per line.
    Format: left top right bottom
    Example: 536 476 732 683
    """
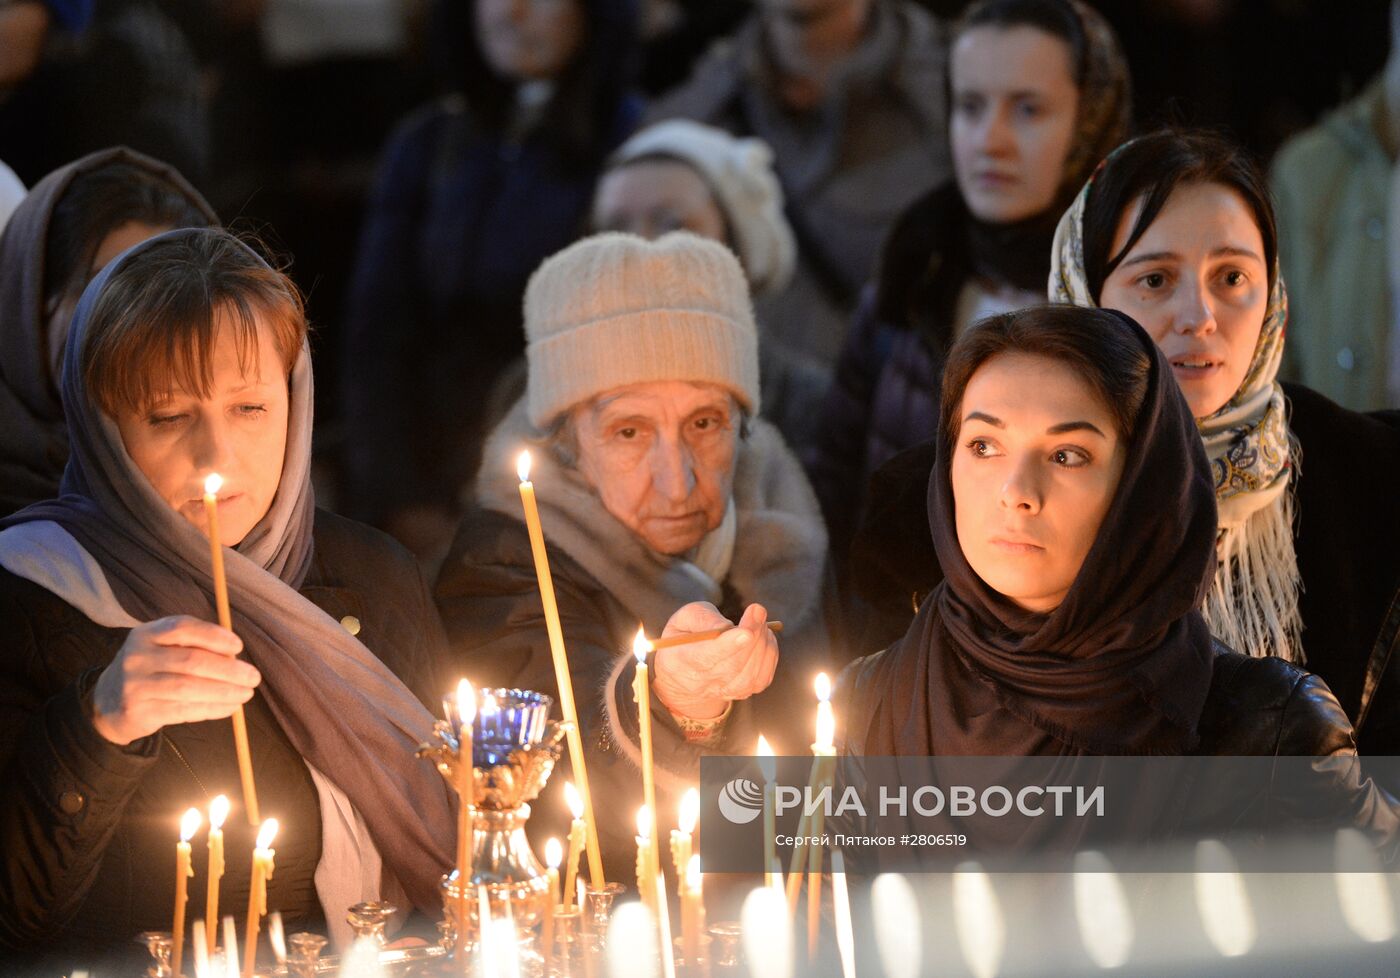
90 616 258 745
652 603 778 720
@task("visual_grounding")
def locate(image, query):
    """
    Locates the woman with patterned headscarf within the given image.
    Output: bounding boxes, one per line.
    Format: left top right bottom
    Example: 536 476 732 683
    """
1048 129 1400 759
808 0 1131 581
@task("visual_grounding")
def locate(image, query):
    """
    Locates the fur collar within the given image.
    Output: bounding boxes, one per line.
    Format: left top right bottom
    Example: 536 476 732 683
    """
476 400 828 634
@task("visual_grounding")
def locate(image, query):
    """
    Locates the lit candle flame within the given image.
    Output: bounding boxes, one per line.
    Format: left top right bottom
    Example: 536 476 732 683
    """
255 818 279 851
209 794 230 831
814 672 831 703
545 838 563 870
633 626 651 663
565 781 584 820
686 854 702 891
457 678 477 724
267 912 286 964
679 788 699 835
516 450 532 484
756 734 776 782
203 473 223 496
636 806 651 840
180 807 202 842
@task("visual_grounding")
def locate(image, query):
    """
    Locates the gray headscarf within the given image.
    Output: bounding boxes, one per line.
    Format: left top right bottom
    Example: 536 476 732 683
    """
0 228 455 914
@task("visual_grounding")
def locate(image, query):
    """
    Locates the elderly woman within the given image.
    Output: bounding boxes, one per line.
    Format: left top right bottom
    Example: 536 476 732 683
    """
0 228 454 974
591 118 828 454
435 231 831 865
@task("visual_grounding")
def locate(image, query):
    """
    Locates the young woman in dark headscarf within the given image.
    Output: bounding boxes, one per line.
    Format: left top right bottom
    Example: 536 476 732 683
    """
0 146 217 516
0 229 454 973
838 306 1397 848
807 0 1130 564
1049 130 1400 759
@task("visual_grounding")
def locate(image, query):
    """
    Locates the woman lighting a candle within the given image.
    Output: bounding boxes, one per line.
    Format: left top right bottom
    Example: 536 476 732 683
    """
0 228 456 973
436 231 835 871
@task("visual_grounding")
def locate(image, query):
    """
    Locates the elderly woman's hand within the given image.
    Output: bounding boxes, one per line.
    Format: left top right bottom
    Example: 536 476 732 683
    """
90 616 261 745
651 602 778 721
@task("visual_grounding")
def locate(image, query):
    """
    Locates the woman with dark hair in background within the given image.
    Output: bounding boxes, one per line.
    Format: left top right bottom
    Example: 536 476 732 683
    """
0 147 217 516
807 0 1130 581
341 0 643 563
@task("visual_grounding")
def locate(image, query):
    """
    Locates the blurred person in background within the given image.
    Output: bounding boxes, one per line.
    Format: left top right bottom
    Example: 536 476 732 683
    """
0 147 216 516
0 160 24 232
1271 0 1400 410
341 0 642 565
591 118 829 454
807 0 1129 596
0 0 209 187
647 0 951 376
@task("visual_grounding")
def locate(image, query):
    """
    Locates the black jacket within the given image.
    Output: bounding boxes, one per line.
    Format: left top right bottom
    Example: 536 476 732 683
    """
433 507 771 877
843 382 1400 759
838 641 1400 859
0 510 446 976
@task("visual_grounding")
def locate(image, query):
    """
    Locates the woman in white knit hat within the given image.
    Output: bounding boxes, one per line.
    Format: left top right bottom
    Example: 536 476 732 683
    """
591 119 830 454
435 230 833 871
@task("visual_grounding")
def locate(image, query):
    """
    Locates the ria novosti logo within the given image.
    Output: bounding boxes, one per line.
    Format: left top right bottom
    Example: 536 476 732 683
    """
717 778 764 824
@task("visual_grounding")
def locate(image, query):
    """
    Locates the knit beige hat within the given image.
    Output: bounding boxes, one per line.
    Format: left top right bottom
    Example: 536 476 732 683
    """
524 231 760 427
604 120 797 296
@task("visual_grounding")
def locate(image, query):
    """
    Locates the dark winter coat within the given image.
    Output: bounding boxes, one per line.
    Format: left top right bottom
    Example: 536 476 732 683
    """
806 184 1044 562
340 11 644 525
843 383 1400 760
0 511 446 977
838 640 1400 856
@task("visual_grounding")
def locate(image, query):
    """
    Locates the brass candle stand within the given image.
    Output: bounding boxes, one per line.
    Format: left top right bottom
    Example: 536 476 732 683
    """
419 688 570 970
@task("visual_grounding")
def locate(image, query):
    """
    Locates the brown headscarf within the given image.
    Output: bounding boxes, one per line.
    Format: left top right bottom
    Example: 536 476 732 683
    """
855 309 1219 757
960 0 1132 292
0 147 216 515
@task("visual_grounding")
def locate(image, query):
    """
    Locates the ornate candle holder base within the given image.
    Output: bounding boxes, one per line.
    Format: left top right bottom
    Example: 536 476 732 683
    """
706 922 742 971
287 932 328 978
136 931 173 978
580 882 625 943
673 935 713 978
546 906 582 978
347 901 398 946
421 688 570 965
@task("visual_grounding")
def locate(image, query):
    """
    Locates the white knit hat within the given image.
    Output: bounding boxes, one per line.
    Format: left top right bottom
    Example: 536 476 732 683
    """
605 120 797 296
524 231 761 427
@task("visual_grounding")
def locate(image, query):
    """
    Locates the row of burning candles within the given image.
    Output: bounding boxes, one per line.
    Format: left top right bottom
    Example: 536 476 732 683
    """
188 450 850 973
166 796 275 978
158 668 846 976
